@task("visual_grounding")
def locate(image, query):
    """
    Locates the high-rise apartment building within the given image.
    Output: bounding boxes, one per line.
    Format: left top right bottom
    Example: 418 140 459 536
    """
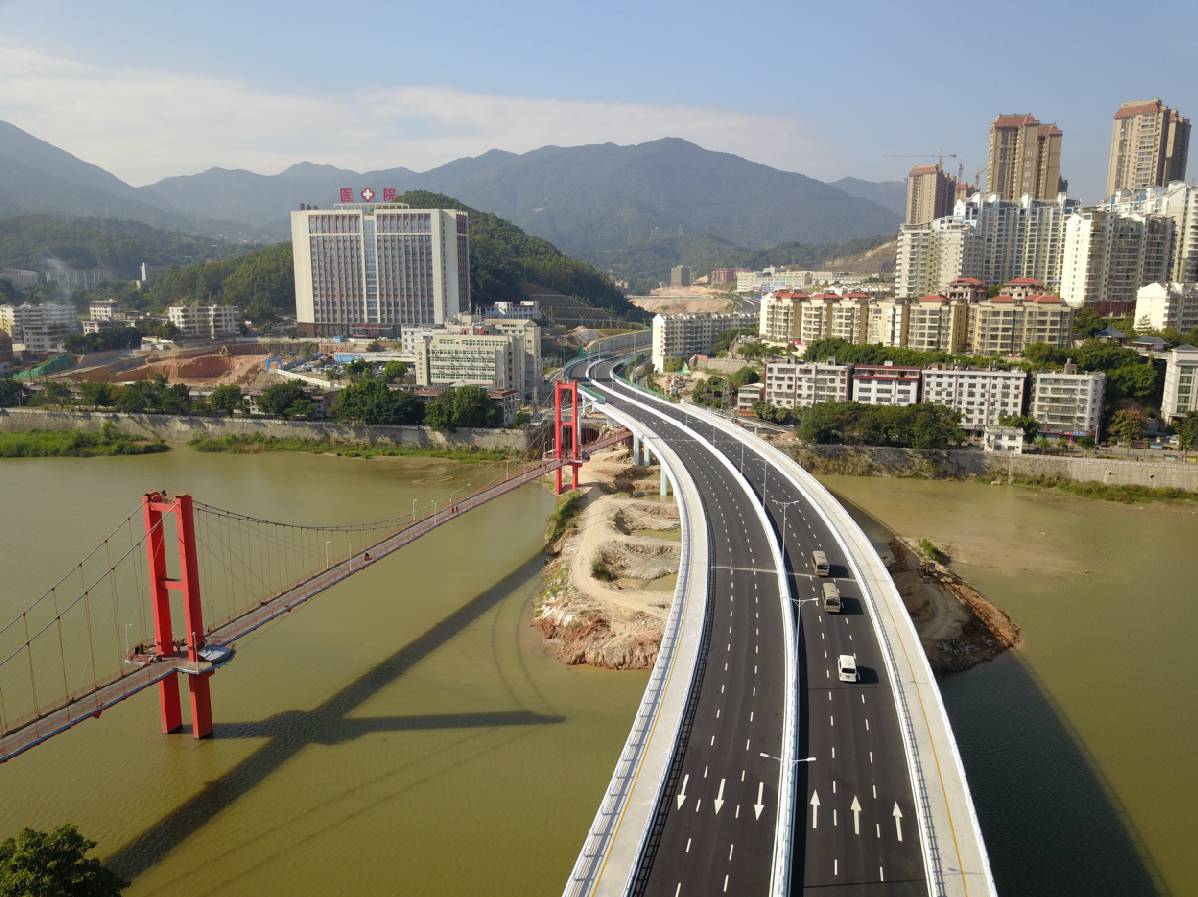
0 302 79 352
907 295 968 353
1106 182 1198 283
1161 344 1198 421
1059 209 1173 311
866 299 909 347
905 163 958 225
1134 282 1198 333
291 199 470 337
985 114 1063 202
1106 99 1190 195
670 265 692 288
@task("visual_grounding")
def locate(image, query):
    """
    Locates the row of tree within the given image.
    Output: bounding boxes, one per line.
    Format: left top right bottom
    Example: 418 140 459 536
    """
795 401 966 449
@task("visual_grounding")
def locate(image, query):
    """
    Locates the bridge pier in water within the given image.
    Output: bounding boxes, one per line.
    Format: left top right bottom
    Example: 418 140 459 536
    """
142 492 213 740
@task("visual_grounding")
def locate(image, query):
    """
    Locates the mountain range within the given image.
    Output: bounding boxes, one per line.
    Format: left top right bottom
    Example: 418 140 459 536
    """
0 120 903 283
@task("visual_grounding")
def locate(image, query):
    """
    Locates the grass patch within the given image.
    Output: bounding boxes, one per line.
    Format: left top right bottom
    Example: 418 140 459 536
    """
917 538 949 565
545 492 584 544
188 433 512 462
1010 473 1198 504
0 425 167 458
591 561 617 582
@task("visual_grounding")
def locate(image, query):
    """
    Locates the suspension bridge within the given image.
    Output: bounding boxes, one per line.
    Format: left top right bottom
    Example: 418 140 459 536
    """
0 383 622 763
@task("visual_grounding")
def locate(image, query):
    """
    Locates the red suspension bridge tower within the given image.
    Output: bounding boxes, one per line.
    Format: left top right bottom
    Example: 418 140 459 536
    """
553 380 582 495
142 492 213 739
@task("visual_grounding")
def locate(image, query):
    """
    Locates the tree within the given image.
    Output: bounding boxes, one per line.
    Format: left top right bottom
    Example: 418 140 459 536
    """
1107 408 1146 445
0 824 127 897
78 381 120 407
424 385 501 430
0 379 27 407
729 366 759 388
116 386 148 413
712 327 756 356
0 279 19 302
36 381 74 406
1071 307 1108 339
1176 412 1198 452
383 360 409 382
257 382 315 420
661 356 683 373
1105 363 1161 404
1000 414 1040 443
334 377 423 425
207 384 244 416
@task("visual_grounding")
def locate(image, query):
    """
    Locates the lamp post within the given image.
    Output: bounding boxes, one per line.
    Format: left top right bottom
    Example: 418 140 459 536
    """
325 540 331 570
770 498 804 545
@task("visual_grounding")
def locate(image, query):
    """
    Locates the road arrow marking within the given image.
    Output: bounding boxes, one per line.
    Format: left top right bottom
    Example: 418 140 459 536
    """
809 790 820 829
714 778 726 814
893 803 904 841
754 782 765 820
676 774 689 810
851 796 862 835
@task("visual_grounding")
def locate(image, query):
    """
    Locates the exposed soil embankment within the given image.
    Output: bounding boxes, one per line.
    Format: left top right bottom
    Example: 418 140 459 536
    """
535 446 679 669
883 537 1021 675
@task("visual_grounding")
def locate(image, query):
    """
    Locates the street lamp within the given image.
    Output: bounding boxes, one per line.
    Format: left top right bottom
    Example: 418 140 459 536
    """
770 498 804 544
324 540 331 570
759 752 817 764
412 498 418 521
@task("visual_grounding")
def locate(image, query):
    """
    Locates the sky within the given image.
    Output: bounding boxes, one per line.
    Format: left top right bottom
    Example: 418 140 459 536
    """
1 0 1196 201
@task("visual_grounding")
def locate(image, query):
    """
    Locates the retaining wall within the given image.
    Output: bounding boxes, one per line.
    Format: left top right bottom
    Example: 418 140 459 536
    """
791 444 1198 492
0 408 538 454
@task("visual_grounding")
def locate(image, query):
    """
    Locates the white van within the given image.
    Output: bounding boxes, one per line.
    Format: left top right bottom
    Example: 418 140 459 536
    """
821 581 842 613
838 654 858 683
811 551 830 577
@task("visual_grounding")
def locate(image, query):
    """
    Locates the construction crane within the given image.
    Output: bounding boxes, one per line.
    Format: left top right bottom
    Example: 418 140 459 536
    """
882 151 959 168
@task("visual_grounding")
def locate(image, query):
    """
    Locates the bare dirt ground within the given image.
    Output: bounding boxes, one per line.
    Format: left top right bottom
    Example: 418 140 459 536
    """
629 286 733 316
535 446 680 669
881 538 1021 675
114 353 269 386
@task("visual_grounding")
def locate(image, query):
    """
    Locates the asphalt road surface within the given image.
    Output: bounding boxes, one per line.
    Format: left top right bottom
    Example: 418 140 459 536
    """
579 360 929 896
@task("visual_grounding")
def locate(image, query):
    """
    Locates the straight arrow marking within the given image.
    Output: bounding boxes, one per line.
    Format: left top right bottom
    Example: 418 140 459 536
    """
851 796 862 835
676 774 689 810
893 803 904 841
754 782 765 820
714 778 726 815
810 790 820 829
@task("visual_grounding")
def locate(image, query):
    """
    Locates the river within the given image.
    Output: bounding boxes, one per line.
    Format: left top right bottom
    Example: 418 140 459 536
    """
821 475 1197 897
0 449 648 897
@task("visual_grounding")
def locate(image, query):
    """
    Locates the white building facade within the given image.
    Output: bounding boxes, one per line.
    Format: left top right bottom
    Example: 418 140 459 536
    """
0 303 79 352
291 201 470 337
651 312 757 370
851 364 921 405
763 360 851 409
1134 282 1198 332
1030 367 1106 437
167 305 241 339
920 367 1027 432
1161 344 1198 421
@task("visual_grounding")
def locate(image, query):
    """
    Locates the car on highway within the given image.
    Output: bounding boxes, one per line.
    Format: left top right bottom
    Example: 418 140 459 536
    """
811 551 830 576
821 581 842 613
838 654 858 683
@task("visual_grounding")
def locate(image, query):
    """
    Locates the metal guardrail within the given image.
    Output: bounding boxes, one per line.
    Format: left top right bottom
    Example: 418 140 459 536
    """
560 395 702 897
606 364 800 897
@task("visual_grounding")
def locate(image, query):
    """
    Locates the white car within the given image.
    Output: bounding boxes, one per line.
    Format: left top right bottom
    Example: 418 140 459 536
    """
837 654 858 683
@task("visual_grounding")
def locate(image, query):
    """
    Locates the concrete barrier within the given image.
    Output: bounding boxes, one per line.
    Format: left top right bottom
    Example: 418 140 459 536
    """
0 407 538 454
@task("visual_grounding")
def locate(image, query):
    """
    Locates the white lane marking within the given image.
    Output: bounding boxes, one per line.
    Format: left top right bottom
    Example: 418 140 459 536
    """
695 799 702 812
675 884 681 897
820 632 825 640
735 804 740 819
872 784 877 799
710 735 715 746
704 765 708 779
685 838 692 853
721 684 725 694
750 711 754 722
833 808 838 826
754 665 758 675
676 773 690 809
724 662 728 672
723 874 729 893
834 858 839 876
825 669 830 679
716 708 721 719
741 769 746 782
870 751 874 764
832 779 837 794
830 715 834 727
745 738 750 751
827 690 831 702
865 718 870 732
875 823 881 839
831 746 836 759
861 694 866 704
728 843 735 861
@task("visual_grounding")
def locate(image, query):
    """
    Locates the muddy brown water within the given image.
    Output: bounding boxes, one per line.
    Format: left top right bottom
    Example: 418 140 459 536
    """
0 449 647 897
821 474 1197 897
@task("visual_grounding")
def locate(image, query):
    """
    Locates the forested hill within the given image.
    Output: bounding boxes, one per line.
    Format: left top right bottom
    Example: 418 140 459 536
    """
0 215 245 274
393 190 637 319
45 191 640 323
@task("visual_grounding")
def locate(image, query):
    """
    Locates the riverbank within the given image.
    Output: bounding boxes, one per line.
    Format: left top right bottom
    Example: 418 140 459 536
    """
0 426 166 458
535 446 679 669
188 433 513 462
784 441 1198 499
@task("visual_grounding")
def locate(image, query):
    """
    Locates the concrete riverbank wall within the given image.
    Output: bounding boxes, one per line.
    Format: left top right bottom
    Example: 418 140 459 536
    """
0 407 539 454
789 444 1198 492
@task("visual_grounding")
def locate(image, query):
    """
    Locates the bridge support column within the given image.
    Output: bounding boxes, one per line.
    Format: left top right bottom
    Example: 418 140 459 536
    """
142 492 213 740
553 381 581 495
632 435 642 466
660 465 669 497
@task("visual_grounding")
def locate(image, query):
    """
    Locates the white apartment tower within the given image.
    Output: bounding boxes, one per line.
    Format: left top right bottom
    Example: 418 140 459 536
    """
920 367 1027 432
763 359 851 409
1059 209 1173 311
1162 344 1198 421
291 200 470 337
651 312 757 370
1030 365 1105 438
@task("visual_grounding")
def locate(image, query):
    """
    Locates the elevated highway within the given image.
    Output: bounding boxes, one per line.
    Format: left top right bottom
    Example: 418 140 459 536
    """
562 356 995 897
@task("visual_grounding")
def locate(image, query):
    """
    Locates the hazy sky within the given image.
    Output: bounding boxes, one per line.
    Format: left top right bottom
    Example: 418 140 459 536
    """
2 0 1196 201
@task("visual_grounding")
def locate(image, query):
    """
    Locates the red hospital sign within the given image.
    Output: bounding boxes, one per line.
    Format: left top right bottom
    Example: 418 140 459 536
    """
339 187 353 202
383 187 397 202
